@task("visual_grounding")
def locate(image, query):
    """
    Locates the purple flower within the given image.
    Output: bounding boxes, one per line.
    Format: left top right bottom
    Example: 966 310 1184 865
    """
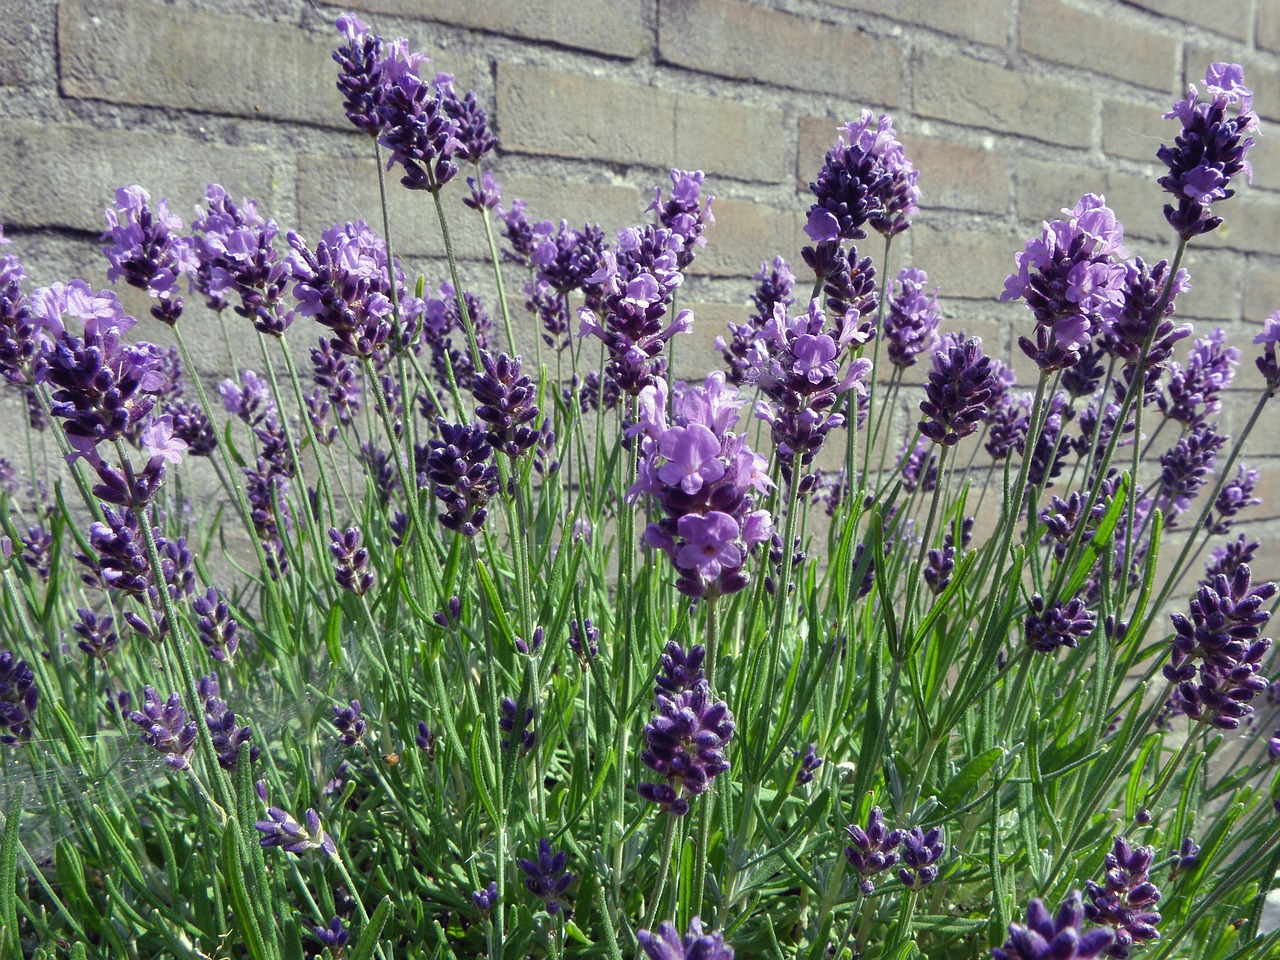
1157 422 1226 523
884 267 941 369
1084 838 1162 957
1202 534 1257 587
472 352 539 459
918 333 999 446
899 435 939 493
794 743 823 786
1003 195 1128 371
101 186 195 325
719 257 796 384
73 608 118 660
518 837 575 915
994 892 1114 960
435 72 497 164
377 69 460 192
255 802 338 859
464 170 502 212
1025 594 1097 653
332 13 420 136
1158 328 1238 427
331 698 369 748
472 882 498 913
1254 311 1280 390
310 916 349 952
497 198 535 264
1159 64 1259 239
197 673 259 771
499 696 535 755
193 587 239 663
649 169 715 269
1096 257 1192 372
127 685 196 770
844 806 904 894
423 420 500 537
924 517 973 595
638 679 734 816
637 918 734 960
330 526 374 596
568 618 599 660
898 826 944 889
191 186 291 335
415 721 437 759
806 111 919 243
0 648 38 745
655 641 706 697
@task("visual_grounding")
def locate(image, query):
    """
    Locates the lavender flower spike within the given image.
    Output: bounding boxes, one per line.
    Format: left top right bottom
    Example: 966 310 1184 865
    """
101 185 195 325
897 825 944 889
127 686 196 769
844 806 905 894
1084 837 1162 957
255 803 338 859
994 891 1114 960
0 648 38 745
638 678 735 816
637 917 735 960
518 837 575 915
918 333 998 446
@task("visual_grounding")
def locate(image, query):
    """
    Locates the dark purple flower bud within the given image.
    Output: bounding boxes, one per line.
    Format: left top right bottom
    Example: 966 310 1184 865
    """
0 648 38 745
496 198 535 264
1159 63 1258 239
255 803 338 859
424 419 500 537
1202 534 1258 587
1025 594 1097 654
1020 392 1075 491
101 186 192 325
844 806 905 894
499 696 535 755
198 672 259 771
73 608 118 660
473 881 498 913
994 891 1114 960
794 743 823 786
1084 837 1163 957
655 641 706 697
332 699 369 748
638 679 734 816
166 399 216 456
435 72 496 164
19 524 52 581
1158 328 1238 428
637 917 735 960
924 517 973 596
514 626 544 655
1098 258 1192 371
464 170 503 212
329 526 374 596
1170 838 1200 877
518 837 575 916
82 506 151 597
918 333 998 446
310 915 349 952
897 826 945 889
1002 195 1128 372
415 720 436 760
128 685 196 770
377 70 460 191
324 759 350 797
472 351 540 459
332 13 416 136
568 618 599 660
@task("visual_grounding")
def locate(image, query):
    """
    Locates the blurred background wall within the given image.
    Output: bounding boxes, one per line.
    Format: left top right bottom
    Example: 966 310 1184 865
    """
3 0 1280 578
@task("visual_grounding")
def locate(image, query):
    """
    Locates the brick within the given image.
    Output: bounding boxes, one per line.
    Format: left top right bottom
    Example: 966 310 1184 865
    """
1020 0 1176 92
298 156 641 260
1197 192 1280 255
344 0 644 59
1124 0 1247 41
658 0 900 104
914 51 1094 148
1014 158 1168 243
59 0 347 129
1186 47 1280 123
1172 252 1242 322
1261 1 1280 53
688 197 804 277
0 5 37 86
1101 97 1174 164
1246 134 1280 194
797 116 1008 214
824 0 1008 46
675 94 785 183
497 64 674 169
675 301 745 380
0 119 287 234
911 222 1021 301
1244 262 1280 322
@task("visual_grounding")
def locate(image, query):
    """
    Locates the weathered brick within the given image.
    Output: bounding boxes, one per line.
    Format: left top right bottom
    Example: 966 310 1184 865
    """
0 119 288 234
0 5 37 86
1124 0 1247 41
497 65 674 169
1185 47 1280 123
1261 1 1280 54
797 116 1008 214
1197 191 1280 256
911 222 1021 300
1014 158 1168 243
1173 252 1243 322
59 0 348 129
298 157 641 260
914 51 1094 148
343 0 644 59
688 198 803 278
674 94 785 183
1020 0 1176 92
1101 97 1173 164
1244 262 1280 322
1245 134 1280 194
675 301 744 380
824 0 1008 46
658 0 900 104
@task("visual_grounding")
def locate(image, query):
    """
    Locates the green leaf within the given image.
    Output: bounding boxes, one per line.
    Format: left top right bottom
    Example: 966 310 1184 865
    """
939 747 1004 811
350 897 392 960
324 601 344 664
223 820 270 960
0 785 22 954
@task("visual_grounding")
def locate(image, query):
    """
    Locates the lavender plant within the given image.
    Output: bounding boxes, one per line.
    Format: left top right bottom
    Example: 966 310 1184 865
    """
1 27 1280 960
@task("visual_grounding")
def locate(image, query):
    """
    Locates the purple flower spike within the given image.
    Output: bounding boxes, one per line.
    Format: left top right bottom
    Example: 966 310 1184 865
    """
191 186 291 335
473 881 498 913
310 916 349 952
424 420 500 537
1084 837 1162 957
464 170 503 212
918 333 998 446
885 267 941 369
331 698 369 748
718 257 796 386
637 917 735 960
1003 195 1128 372
499 696 535 755
1208 466 1261 535
994 891 1114 960
844 806 905 894
101 185 194 325
518 837 575 916
73 609 118 660
1025 594 1097 653
435 72 497 164
806 110 918 243
1158 328 1238 428
1159 64 1259 240
1157 422 1226 525
1099 258 1192 372
649 169 715 269
415 720 437 759
377 69 461 192
1255 312 1280 391
198 673 259 771
638 679 734 816
255 803 338 859
795 743 823 786
0 648 38 745
329 526 374 596
472 351 540 459
897 826 944 889
568 618 599 660
127 685 196 770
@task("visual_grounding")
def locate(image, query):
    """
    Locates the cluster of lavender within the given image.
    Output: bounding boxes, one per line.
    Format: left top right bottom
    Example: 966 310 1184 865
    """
0 647 38 745
1084 838 1163 957
717 256 796 386
517 837 575 916
627 373 773 598
995 892 1114 960
1164 564 1274 729
637 642 734 816
637 917 734 960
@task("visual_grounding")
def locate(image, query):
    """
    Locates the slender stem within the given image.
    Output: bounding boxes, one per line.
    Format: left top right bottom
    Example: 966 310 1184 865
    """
374 139 419 458
480 205 519 354
690 596 722 922
646 815 680 928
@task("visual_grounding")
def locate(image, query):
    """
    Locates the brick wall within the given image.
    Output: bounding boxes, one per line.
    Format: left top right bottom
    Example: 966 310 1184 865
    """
4 0 1280 580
